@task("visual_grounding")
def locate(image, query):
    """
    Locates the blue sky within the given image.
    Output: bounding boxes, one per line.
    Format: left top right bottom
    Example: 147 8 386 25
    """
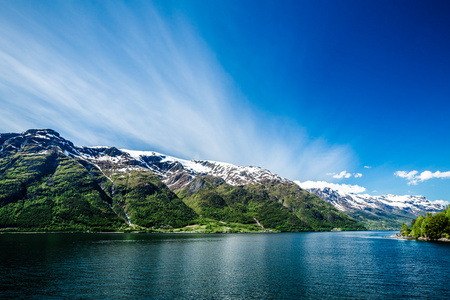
1 0 449 202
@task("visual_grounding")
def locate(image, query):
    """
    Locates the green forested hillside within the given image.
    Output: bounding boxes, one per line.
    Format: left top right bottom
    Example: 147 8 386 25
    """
0 149 124 231
178 176 365 231
106 171 197 228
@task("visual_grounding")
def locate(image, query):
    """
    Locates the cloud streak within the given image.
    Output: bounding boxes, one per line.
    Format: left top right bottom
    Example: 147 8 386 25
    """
395 170 450 185
0 1 354 180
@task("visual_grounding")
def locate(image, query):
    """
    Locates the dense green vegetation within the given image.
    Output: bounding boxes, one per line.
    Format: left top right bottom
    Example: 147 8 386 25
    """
178 176 365 232
0 148 124 231
0 145 200 232
400 206 450 240
106 171 197 228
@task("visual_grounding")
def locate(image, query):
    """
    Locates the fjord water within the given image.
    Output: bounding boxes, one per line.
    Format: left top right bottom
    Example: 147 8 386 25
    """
1 232 449 299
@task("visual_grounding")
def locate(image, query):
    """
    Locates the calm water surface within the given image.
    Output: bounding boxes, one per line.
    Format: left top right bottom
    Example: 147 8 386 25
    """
1 231 449 299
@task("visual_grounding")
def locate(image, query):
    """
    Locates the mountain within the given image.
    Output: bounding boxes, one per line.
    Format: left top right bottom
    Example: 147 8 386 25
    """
177 176 363 232
0 129 365 232
296 181 447 230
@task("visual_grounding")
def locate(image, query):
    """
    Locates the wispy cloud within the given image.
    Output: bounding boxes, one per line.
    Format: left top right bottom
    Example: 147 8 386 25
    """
395 170 450 185
364 166 371 169
0 2 354 180
327 171 362 179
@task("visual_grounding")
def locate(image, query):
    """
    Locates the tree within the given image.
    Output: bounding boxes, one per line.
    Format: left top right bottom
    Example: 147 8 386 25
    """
411 215 425 238
401 223 411 236
423 213 448 240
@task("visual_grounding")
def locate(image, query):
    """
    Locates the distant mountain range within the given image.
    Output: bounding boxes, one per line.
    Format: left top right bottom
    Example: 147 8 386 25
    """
296 181 447 230
0 129 363 232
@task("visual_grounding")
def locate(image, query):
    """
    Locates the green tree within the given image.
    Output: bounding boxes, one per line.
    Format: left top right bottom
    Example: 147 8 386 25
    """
400 223 411 236
410 215 425 238
422 213 448 239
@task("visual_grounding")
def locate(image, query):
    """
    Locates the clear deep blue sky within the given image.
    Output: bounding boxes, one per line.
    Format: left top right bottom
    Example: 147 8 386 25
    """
0 0 449 202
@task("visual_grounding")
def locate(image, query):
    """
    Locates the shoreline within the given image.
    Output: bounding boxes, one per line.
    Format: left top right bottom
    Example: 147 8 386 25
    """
387 233 450 243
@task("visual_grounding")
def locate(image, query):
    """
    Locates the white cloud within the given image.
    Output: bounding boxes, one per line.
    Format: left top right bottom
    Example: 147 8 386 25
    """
327 171 362 179
295 180 366 194
333 171 352 179
364 166 371 169
395 170 450 185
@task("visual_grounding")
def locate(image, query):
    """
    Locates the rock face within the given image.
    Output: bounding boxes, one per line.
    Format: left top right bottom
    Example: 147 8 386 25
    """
297 182 446 230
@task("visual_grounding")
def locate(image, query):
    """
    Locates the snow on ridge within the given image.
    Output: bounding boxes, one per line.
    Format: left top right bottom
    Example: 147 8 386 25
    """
87 146 111 149
121 149 211 174
120 149 164 160
121 149 267 171
120 148 283 185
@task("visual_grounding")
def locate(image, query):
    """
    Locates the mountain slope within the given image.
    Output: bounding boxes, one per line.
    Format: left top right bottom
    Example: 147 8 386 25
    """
0 147 124 231
106 170 197 228
297 181 446 230
178 176 364 231
0 129 196 231
0 129 366 232
178 176 311 231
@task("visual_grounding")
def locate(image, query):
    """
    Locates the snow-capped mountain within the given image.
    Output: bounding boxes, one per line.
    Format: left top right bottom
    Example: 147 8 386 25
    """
4 129 445 230
296 180 446 215
295 180 447 229
0 129 286 190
